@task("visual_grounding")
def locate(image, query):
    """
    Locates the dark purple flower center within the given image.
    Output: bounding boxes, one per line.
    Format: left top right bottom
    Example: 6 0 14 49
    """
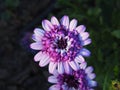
59 74 79 89
58 70 90 89
41 25 84 62
78 69 89 90
56 37 67 49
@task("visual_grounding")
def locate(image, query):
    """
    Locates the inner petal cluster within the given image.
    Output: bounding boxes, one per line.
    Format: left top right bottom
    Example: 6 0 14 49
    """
56 37 67 50
41 25 82 62
57 69 88 90
59 74 79 89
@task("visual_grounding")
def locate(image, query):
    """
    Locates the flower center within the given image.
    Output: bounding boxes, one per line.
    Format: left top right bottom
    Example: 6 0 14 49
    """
56 37 67 49
78 69 88 89
61 74 79 89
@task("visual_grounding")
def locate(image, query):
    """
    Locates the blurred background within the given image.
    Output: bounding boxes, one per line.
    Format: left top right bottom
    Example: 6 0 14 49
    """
0 0 120 90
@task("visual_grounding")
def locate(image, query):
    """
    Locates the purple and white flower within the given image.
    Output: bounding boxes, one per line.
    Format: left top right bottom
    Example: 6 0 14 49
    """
48 62 97 90
30 15 91 73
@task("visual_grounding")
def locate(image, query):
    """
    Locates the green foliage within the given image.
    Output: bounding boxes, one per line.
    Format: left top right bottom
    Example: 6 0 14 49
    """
113 65 119 78
112 30 120 39
50 0 120 89
109 80 120 90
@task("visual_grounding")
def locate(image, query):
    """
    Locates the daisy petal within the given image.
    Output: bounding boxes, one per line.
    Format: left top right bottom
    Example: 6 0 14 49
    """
34 52 43 62
79 32 89 40
82 38 92 46
64 61 72 74
32 34 43 41
75 55 85 63
42 20 54 31
62 85 68 90
34 28 45 36
69 87 76 90
51 16 60 26
85 66 93 74
89 81 97 87
76 25 86 33
58 62 64 74
61 15 69 29
49 62 57 74
69 61 79 71
69 19 77 31
39 55 50 67
80 62 87 69
30 42 43 50
53 70 59 76
49 85 60 90
48 76 58 83
79 48 91 57
90 89 94 90
88 73 96 79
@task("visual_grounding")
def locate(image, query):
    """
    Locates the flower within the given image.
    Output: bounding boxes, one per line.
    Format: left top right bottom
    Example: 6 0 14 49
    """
48 62 97 90
30 15 91 74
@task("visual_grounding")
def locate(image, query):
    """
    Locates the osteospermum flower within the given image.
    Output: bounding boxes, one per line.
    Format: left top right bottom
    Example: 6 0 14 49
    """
30 15 91 74
48 62 97 90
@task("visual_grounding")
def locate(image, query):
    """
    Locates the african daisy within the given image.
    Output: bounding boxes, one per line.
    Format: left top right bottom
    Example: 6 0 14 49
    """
48 62 97 90
30 15 91 74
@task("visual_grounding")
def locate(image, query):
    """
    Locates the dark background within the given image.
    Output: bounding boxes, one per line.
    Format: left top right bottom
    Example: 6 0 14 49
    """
0 0 120 90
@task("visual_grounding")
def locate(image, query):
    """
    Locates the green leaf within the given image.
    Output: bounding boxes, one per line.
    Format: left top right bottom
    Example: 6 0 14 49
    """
111 30 120 39
87 8 101 16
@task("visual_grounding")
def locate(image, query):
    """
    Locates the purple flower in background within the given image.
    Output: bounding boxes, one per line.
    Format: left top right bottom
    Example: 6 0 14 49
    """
30 15 91 73
48 62 97 90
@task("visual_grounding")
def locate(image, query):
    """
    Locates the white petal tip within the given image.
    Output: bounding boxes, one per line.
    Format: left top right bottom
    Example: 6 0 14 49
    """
69 61 79 71
42 20 54 31
76 25 86 33
48 76 58 83
51 16 60 26
80 48 91 57
58 62 64 74
49 62 57 74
